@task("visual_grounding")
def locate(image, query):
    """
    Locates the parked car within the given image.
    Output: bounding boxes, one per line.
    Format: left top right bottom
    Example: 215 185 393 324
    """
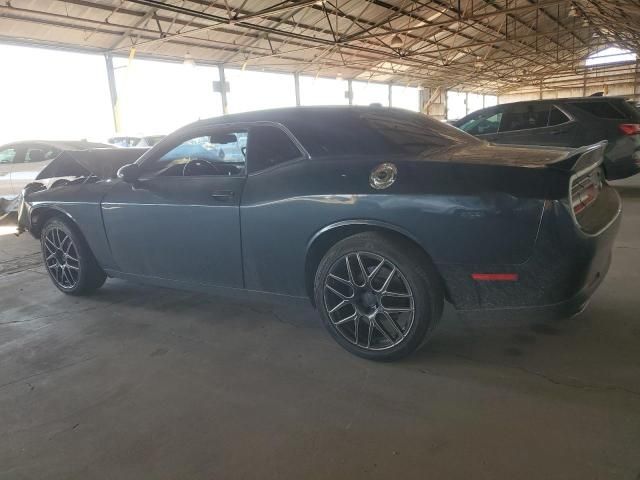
453 96 640 179
106 136 141 147
0 140 110 213
135 135 165 148
18 107 621 361
107 135 166 148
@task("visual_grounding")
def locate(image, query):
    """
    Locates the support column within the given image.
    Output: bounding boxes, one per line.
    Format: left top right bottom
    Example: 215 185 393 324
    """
294 73 301 106
634 59 639 101
388 83 393 107
443 89 448 120
347 79 353 105
218 64 229 115
104 54 119 132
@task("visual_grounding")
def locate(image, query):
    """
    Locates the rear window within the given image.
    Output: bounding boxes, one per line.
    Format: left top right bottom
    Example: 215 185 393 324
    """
619 101 640 121
568 101 629 119
287 109 476 157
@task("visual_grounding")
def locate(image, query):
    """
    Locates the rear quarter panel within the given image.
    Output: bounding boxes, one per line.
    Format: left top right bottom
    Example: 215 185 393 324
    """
240 156 547 297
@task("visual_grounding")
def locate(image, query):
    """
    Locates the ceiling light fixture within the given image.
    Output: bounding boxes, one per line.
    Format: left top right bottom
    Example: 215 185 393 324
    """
390 34 404 48
568 4 579 17
183 52 196 67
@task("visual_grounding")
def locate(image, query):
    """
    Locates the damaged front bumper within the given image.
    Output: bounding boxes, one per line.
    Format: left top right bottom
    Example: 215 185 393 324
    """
16 184 45 235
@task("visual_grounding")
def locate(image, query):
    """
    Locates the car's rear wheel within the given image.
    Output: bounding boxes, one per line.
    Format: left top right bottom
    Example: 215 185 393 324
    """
314 232 443 361
41 217 106 295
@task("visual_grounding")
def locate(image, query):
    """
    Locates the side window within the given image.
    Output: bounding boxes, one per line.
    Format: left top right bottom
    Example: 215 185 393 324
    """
146 131 247 177
548 107 571 126
500 104 550 132
0 148 16 164
459 111 503 135
247 126 303 173
26 146 59 163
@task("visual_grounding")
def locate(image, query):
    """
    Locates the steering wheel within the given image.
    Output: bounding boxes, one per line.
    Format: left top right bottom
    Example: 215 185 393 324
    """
182 158 224 177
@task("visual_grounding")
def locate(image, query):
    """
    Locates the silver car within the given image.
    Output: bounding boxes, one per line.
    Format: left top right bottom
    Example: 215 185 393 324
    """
0 140 109 213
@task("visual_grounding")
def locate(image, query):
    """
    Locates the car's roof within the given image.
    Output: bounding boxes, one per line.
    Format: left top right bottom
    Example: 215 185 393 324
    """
186 105 413 129
1 140 111 149
482 96 629 109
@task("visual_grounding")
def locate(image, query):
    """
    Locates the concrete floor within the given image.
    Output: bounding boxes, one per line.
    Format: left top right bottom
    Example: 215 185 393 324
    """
1 180 639 480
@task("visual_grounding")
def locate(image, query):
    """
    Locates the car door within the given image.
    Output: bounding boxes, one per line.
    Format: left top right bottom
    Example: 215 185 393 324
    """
10 144 60 194
101 125 248 288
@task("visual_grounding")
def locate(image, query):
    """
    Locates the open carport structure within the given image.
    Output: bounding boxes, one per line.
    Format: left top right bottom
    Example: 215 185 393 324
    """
1 1 640 479
1 0 638 118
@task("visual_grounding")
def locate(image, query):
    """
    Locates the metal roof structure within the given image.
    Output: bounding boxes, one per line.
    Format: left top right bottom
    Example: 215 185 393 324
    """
1 0 638 94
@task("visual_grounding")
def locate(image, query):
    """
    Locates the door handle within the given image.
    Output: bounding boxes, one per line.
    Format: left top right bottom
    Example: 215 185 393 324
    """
210 190 235 201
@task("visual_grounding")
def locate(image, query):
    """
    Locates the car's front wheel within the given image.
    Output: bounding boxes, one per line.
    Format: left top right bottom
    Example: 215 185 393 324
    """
41 217 106 295
314 232 443 361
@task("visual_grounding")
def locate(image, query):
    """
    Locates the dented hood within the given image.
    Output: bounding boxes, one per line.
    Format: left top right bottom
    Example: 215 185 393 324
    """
36 148 148 180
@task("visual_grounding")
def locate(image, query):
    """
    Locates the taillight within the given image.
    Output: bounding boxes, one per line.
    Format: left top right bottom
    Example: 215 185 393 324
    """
571 168 603 215
619 123 640 135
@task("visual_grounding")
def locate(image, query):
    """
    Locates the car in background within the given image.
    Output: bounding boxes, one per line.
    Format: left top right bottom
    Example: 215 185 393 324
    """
453 96 640 179
0 140 110 212
107 135 166 148
18 106 621 361
136 135 165 147
107 136 140 147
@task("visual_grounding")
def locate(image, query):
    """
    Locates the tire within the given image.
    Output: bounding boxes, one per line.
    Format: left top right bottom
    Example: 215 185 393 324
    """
314 232 443 361
40 217 106 295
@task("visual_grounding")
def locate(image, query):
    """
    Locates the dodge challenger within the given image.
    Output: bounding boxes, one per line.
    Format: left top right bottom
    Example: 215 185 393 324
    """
17 107 621 361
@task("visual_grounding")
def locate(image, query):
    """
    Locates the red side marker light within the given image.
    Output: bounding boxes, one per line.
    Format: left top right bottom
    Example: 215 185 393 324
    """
471 273 519 281
618 124 640 135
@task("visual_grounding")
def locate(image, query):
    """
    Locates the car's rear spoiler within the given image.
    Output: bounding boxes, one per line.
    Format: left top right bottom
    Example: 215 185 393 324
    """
547 141 607 175
36 148 148 180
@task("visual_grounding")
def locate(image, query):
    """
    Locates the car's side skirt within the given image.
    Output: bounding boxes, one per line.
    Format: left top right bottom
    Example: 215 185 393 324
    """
103 269 311 306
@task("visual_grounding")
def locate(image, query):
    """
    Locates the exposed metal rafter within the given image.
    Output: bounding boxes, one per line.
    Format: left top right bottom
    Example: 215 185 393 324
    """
0 0 636 94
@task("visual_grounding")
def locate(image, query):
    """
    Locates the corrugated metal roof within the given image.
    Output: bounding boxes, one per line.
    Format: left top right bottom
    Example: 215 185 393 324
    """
0 0 638 94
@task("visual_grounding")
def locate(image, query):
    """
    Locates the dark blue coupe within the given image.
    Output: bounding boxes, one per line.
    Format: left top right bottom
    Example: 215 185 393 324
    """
18 107 621 360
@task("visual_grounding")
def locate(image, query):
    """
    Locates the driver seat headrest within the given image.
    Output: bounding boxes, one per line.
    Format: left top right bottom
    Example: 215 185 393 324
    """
28 149 45 163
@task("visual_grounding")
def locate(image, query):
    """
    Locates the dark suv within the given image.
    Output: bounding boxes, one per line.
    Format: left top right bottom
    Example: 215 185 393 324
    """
453 96 640 179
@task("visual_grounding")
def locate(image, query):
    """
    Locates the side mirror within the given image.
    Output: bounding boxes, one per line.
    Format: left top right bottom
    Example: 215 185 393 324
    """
117 163 141 183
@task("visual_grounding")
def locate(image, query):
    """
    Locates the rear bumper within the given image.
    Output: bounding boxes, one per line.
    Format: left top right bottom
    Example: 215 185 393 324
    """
439 185 621 318
455 249 611 321
604 137 640 180
604 159 640 180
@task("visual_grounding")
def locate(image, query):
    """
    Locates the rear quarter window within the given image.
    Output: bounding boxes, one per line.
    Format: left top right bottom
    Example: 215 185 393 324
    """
568 101 629 119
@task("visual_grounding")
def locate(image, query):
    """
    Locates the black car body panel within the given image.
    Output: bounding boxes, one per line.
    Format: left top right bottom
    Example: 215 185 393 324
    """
18 107 621 317
453 96 640 180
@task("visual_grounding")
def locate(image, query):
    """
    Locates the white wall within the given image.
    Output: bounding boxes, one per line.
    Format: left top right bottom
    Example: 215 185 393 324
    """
498 61 639 104
114 57 223 134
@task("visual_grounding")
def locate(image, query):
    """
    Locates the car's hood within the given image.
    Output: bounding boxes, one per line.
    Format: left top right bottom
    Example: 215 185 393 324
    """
36 148 148 180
